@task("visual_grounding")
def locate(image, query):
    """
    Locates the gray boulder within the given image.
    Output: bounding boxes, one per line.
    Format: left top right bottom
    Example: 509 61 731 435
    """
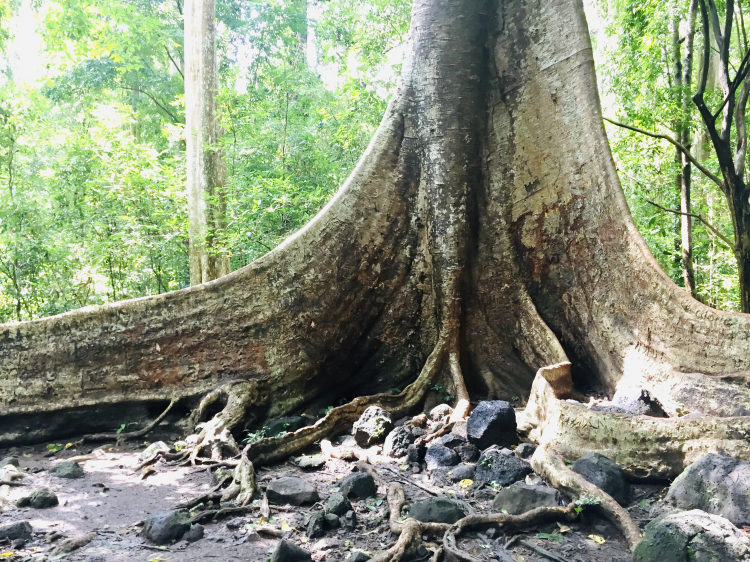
430 468 453 487
515 443 537 459
433 433 467 449
142 510 191 544
492 482 560 514
449 464 476 482
346 552 371 562
271 538 312 562
455 444 480 463
383 426 415 458
572 452 629 505
323 513 340 529
665 453 750 527
306 511 325 538
0 457 19 468
425 445 459 470
183 523 204 542
634 510 750 562
475 448 531 486
0 521 32 542
138 441 169 462
295 455 326 469
51 461 84 479
339 472 377 499
353 406 393 447
342 510 357 530
407 442 426 463
467 401 517 449
266 477 320 505
429 404 453 421
409 496 470 524
17 487 59 509
325 493 352 516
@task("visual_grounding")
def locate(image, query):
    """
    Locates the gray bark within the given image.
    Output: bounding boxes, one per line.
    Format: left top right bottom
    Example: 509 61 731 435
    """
4 0 750 445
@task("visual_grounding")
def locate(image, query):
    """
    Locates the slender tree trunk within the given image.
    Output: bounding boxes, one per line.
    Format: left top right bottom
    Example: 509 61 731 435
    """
185 0 230 285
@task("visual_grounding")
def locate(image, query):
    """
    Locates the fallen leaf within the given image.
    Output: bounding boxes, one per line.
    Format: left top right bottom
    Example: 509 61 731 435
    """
458 479 473 489
0 553 14 558
588 534 606 545
557 523 571 533
281 521 293 532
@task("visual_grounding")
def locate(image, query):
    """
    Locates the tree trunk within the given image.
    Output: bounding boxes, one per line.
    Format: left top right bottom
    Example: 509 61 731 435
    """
4 0 750 448
185 0 230 285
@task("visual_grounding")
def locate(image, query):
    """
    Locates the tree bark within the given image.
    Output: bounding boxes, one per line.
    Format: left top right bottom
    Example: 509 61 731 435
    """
4 0 750 447
185 0 230 285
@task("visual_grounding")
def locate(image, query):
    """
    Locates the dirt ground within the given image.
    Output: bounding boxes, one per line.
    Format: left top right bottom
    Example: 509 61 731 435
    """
0 422 659 562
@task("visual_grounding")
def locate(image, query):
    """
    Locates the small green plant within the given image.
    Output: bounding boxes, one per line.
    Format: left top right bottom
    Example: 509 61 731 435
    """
325 405 334 414
489 481 501 490
429 384 455 403
116 422 136 434
573 497 601 514
243 425 269 444
46 443 62 453
480 456 493 468
538 532 564 543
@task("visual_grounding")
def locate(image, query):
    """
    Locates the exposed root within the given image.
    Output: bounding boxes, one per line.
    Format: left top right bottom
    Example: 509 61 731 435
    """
190 505 256 524
219 453 256 505
50 532 97 556
531 442 642 550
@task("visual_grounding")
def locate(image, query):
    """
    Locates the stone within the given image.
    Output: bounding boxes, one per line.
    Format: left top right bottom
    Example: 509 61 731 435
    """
430 468 453 487
409 496 470 524
473 487 497 501
266 416 311 438
449 464 476 482
383 426 415 457
323 513 340 529
51 461 84 479
0 456 19 467
515 443 537 459
467 401 517 449
433 433 467 449
17 487 58 509
407 442 426 463
306 511 325 538
633 510 750 562
142 510 191 544
429 404 453 421
271 538 312 562
266 477 320 505
353 406 393 447
342 510 357 530
572 452 629 506
425 445 459 470
346 551 371 562
525 474 543 486
339 472 377 499
295 455 326 469
138 441 170 463
325 493 352 516
0 521 32 542
475 448 531 486
183 524 204 542
411 427 426 438
665 453 750 527
455 444 480 463
451 421 468 439
492 482 561 514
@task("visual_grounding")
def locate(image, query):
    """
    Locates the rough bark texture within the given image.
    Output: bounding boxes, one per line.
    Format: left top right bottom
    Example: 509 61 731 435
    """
4 0 750 447
185 0 230 286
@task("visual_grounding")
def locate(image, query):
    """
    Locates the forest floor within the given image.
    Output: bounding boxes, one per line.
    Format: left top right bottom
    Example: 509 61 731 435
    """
0 421 659 562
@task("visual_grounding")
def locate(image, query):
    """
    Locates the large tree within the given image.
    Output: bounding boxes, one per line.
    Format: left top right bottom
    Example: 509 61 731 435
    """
4 0 750 551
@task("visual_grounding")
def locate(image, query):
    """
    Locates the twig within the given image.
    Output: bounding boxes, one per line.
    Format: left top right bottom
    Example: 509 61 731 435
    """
190 505 256 524
519 539 568 562
604 117 725 189
646 199 737 251
504 534 521 549
378 464 438 496
0 480 26 487
120 86 182 123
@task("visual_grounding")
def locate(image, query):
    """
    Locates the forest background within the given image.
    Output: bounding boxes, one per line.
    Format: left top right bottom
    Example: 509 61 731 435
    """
0 0 735 322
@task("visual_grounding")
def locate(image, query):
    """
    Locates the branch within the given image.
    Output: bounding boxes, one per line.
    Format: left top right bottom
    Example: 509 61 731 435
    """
646 199 737 251
165 46 184 81
120 86 182 124
604 117 725 190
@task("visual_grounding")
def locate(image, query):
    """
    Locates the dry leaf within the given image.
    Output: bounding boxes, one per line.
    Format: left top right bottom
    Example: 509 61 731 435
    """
588 534 606 544
557 523 571 533
458 479 473 489
260 494 270 519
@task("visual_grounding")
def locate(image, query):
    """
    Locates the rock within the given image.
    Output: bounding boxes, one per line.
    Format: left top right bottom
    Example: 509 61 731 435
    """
407 442 426 463
271 538 312 562
451 421 468 439
295 455 326 469
449 464 476 482
409 496 470 524
339 472 377 499
572 452 629 505
306 511 325 538
425 445 459 470
51 461 84 479
475 448 531 486
342 510 357 530
266 416 311 438
0 521 32 542
467 401 517 449
473 487 496 501
492 482 560 514
411 427 426 438
665 453 750 526
455 444 480 463
515 443 537 459
142 510 191 544
433 433 467 450
383 427 415 457
138 441 169 463
183 524 204 542
323 513 340 529
525 474 543 486
430 468 453 487
17 487 58 509
633 510 750 562
0 457 19 467
429 404 453 421
346 551 371 562
266 477 320 505
353 406 393 447
325 493 352 516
